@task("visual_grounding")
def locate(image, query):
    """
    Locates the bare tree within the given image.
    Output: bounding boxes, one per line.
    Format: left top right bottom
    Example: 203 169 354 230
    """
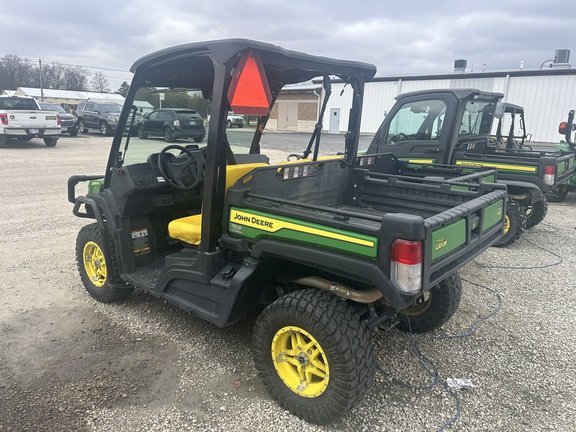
42 62 67 89
64 66 90 91
0 55 35 91
91 71 110 93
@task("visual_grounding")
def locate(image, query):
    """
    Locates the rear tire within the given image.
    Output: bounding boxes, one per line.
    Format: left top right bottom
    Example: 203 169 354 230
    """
545 185 569 203
164 127 175 143
226 120 232 128
493 199 526 247
525 193 548 229
253 289 375 424
396 272 462 334
79 119 88 133
76 223 133 303
68 127 79 137
43 137 58 147
193 136 204 143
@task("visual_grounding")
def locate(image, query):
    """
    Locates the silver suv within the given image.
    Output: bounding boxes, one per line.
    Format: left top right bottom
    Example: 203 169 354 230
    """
76 100 123 136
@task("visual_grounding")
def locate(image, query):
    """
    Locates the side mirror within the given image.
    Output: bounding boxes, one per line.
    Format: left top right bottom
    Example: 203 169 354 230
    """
494 102 505 119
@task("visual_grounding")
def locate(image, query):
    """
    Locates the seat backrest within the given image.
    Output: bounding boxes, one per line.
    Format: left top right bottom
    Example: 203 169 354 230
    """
225 163 268 190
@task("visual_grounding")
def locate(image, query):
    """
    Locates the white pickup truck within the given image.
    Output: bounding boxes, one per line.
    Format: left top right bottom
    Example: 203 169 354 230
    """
0 95 61 147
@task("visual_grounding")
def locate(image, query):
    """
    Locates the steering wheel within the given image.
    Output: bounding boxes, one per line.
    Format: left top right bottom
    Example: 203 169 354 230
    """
157 144 204 190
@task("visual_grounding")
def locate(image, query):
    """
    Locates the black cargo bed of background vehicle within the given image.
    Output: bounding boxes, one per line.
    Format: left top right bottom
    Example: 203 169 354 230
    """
453 145 575 190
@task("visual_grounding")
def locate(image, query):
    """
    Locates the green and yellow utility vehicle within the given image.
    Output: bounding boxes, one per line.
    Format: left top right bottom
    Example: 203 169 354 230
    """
68 40 507 424
547 110 576 201
367 89 575 246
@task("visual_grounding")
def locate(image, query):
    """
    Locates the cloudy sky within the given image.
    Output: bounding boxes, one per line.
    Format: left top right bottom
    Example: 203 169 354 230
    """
2 0 575 91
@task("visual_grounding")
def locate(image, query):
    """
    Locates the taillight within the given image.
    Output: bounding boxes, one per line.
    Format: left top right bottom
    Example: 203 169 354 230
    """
391 239 422 294
0 113 8 125
57 113 61 126
543 165 555 186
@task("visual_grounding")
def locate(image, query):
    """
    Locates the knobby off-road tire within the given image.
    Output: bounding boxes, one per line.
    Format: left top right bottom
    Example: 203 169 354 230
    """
493 199 526 247
76 223 133 303
253 289 376 424
545 185 569 203
525 193 548 229
396 272 462 334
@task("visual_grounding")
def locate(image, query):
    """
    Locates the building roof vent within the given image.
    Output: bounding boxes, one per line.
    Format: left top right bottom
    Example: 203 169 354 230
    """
454 59 467 73
551 49 571 69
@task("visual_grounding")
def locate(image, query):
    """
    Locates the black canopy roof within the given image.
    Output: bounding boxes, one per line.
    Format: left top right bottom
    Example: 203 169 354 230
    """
130 38 377 90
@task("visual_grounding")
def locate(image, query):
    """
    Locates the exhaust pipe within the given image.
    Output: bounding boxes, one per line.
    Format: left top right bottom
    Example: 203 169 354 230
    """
292 276 383 303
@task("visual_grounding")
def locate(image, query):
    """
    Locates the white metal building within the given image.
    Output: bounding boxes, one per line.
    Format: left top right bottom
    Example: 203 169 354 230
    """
323 67 576 143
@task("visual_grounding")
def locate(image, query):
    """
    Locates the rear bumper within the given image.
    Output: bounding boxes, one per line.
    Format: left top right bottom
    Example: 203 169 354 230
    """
2 127 61 137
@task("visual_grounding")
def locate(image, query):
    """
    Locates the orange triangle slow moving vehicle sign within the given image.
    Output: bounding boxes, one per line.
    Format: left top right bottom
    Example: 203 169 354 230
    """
227 50 272 115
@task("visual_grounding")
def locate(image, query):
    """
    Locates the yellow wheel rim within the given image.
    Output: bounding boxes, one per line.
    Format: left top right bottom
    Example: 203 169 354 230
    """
503 214 510 234
83 241 107 287
271 326 329 398
404 291 432 317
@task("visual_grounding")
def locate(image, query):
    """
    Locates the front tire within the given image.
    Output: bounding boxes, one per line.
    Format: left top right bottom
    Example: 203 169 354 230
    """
525 193 548 229
226 120 232 128
68 127 79 137
100 121 111 136
193 136 204 143
493 199 526 247
76 223 133 303
138 125 148 139
253 289 375 425
396 272 462 334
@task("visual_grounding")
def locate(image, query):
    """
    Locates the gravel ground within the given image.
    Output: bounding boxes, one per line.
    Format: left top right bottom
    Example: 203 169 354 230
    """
1 134 576 431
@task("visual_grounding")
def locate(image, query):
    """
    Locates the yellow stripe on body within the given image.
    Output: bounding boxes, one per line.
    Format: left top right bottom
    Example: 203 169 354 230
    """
455 160 537 172
230 209 375 248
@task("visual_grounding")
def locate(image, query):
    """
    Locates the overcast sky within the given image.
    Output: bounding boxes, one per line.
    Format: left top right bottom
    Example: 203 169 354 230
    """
2 0 575 91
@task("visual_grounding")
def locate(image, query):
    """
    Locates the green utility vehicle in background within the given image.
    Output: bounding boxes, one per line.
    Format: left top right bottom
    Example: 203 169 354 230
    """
367 89 575 247
547 110 576 202
67 40 507 424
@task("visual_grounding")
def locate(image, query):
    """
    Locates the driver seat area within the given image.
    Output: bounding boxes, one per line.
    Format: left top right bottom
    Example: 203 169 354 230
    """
168 163 268 245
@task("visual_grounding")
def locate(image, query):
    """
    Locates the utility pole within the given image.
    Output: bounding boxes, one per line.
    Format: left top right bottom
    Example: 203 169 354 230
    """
39 59 44 101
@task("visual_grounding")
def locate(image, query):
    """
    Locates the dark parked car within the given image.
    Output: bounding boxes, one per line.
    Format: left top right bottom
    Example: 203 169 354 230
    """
38 102 78 136
76 100 123 136
137 108 206 142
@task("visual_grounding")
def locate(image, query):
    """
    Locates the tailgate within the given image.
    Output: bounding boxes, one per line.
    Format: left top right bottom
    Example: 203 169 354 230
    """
550 151 575 184
422 188 506 289
4 110 59 127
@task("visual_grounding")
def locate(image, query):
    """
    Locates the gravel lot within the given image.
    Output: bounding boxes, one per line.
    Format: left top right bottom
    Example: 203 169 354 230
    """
1 133 576 431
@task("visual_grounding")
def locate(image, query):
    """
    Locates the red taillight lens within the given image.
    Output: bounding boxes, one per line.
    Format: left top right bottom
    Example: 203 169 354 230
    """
0 113 8 125
391 240 422 265
543 165 556 186
391 240 422 294
57 113 61 126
